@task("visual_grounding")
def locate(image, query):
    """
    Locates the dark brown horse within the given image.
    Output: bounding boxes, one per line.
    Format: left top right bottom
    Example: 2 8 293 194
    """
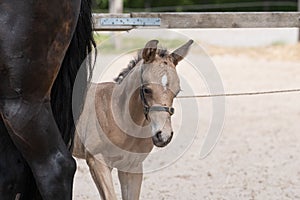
0 0 95 199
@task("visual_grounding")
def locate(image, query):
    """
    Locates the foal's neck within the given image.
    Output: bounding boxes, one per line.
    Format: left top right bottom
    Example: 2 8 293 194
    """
113 65 146 127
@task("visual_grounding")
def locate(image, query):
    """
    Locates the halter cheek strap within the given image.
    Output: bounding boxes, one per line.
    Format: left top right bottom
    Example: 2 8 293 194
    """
140 65 175 120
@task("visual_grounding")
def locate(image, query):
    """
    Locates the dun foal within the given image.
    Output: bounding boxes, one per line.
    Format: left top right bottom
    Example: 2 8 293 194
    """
73 39 193 200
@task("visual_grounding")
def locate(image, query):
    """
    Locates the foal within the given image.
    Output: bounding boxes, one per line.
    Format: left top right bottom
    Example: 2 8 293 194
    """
73 39 193 200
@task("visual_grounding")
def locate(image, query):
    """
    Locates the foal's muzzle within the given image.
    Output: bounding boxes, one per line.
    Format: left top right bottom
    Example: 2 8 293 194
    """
152 131 173 147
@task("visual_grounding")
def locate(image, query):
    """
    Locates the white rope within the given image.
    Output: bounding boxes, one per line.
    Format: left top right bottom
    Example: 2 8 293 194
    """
176 88 300 98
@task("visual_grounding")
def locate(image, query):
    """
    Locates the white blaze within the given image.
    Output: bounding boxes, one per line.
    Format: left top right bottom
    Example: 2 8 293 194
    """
161 74 168 90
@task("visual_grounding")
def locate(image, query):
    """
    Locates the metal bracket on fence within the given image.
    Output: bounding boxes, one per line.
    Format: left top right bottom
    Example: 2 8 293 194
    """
100 18 161 26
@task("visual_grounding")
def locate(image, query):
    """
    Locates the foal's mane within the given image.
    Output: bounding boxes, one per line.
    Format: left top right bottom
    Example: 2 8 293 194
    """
114 47 169 84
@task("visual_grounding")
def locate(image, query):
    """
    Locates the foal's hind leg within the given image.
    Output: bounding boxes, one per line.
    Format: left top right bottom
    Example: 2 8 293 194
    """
1 100 76 200
86 152 118 200
118 166 143 200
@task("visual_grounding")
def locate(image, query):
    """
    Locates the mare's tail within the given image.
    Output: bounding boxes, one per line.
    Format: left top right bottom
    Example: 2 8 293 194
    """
51 0 96 149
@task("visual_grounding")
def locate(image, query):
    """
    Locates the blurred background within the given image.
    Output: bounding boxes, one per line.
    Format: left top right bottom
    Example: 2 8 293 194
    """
92 0 300 50
74 2 300 199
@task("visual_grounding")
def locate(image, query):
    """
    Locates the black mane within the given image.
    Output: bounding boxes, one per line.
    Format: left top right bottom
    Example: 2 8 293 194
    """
114 47 169 84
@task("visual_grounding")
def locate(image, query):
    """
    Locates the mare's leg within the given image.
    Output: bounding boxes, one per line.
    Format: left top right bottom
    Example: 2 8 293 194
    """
86 152 118 200
0 1 80 199
118 166 143 200
1 100 76 200
0 116 41 200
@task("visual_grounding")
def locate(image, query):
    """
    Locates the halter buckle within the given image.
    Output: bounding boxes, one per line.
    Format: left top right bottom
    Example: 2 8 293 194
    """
168 107 175 115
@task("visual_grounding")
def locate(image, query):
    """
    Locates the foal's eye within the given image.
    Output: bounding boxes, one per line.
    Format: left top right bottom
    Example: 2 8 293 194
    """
143 87 152 95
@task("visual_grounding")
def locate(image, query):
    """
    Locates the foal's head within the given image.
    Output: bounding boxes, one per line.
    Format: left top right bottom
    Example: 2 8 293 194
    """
138 39 193 147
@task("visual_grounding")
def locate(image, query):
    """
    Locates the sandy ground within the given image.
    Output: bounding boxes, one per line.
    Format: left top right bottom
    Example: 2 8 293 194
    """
73 42 300 199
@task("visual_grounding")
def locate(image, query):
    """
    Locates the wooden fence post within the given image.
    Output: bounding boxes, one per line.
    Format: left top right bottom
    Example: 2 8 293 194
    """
109 0 123 49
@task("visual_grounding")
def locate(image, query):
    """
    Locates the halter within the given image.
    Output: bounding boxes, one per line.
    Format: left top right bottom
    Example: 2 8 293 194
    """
139 65 175 120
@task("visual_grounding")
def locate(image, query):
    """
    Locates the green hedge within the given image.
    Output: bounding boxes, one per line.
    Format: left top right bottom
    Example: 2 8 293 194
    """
92 0 297 12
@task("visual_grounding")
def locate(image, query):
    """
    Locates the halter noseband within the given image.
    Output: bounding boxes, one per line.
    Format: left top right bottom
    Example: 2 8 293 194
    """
139 65 175 120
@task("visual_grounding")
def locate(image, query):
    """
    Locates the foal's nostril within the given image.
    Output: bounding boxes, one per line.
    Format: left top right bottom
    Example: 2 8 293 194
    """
155 131 162 141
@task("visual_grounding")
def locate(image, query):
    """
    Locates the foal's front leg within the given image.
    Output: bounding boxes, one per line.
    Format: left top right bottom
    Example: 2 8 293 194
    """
118 166 143 200
86 152 118 200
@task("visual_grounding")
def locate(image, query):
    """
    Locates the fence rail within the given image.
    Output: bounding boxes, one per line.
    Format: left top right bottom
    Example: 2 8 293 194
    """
93 12 300 31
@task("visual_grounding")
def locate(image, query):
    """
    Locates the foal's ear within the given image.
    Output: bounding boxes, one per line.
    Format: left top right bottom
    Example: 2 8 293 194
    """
171 40 193 66
142 40 159 63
